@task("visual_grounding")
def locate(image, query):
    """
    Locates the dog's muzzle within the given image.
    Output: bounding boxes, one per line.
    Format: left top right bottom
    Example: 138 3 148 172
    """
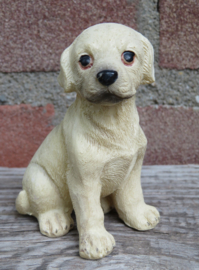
87 69 132 104
97 70 118 86
87 91 133 104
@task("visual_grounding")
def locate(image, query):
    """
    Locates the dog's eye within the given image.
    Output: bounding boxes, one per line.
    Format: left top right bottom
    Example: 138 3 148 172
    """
79 55 93 69
122 51 135 65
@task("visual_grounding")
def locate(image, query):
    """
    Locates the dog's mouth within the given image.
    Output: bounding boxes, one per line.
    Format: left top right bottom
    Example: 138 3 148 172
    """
86 91 133 104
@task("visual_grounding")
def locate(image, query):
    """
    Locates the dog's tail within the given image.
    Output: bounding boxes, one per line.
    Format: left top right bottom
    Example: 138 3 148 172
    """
16 190 30 215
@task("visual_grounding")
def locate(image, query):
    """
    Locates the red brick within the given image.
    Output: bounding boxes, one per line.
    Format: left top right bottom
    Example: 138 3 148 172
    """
0 0 137 72
159 0 199 69
0 104 54 167
138 106 199 165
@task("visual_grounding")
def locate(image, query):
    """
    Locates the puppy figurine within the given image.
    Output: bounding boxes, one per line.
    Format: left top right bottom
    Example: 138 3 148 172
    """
16 23 160 260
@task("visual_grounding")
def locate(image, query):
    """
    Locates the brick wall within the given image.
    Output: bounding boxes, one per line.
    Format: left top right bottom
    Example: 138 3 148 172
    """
0 0 137 72
159 0 199 69
0 0 198 167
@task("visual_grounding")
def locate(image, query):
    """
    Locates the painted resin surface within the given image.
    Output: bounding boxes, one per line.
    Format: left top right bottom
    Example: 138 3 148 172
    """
16 23 160 259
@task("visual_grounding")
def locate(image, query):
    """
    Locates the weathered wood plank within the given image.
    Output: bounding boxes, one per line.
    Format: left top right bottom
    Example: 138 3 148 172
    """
0 165 199 269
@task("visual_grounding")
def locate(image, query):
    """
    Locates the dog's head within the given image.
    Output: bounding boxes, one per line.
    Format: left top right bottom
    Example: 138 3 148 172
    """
58 23 155 106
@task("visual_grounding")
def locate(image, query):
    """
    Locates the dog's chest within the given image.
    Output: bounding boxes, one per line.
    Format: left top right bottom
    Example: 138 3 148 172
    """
84 123 146 197
100 152 136 197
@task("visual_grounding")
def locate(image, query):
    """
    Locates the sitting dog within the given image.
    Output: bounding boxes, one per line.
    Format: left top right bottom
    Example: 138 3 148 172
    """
16 23 160 260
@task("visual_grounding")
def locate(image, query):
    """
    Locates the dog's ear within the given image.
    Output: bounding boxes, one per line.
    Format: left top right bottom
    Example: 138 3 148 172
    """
58 45 75 93
141 36 155 84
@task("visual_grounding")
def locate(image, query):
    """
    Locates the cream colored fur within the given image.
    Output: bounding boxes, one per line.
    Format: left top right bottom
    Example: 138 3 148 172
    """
16 23 160 260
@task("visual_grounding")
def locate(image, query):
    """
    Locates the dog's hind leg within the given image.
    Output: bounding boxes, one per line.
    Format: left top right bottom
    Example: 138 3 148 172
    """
16 163 74 237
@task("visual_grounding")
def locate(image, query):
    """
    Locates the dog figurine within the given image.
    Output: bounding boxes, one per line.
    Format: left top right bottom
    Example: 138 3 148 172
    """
16 23 160 260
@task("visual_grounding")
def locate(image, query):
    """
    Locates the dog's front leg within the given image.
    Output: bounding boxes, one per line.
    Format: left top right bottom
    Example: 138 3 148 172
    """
113 152 160 231
67 171 115 259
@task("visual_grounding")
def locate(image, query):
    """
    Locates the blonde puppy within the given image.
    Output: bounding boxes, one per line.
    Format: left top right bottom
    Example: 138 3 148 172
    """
16 23 160 260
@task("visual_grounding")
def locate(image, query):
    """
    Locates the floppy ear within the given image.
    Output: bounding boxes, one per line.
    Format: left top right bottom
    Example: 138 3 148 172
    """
141 36 155 84
58 45 75 93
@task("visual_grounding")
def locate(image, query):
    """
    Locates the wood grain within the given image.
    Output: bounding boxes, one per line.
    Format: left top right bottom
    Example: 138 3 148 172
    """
0 165 199 269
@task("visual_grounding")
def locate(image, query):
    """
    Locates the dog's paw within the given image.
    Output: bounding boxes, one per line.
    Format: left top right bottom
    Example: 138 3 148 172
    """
79 228 115 259
124 203 160 231
38 210 74 237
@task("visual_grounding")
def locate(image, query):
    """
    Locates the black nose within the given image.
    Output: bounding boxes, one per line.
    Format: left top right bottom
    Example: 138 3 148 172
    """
97 70 118 86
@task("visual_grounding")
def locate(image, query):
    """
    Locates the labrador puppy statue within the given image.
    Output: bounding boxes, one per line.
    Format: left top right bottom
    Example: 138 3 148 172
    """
16 23 160 259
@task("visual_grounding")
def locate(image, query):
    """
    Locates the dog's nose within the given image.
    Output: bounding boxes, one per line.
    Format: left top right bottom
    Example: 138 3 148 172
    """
97 70 118 86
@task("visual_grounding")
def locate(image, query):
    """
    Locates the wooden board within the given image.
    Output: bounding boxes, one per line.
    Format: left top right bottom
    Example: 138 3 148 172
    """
0 165 199 269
